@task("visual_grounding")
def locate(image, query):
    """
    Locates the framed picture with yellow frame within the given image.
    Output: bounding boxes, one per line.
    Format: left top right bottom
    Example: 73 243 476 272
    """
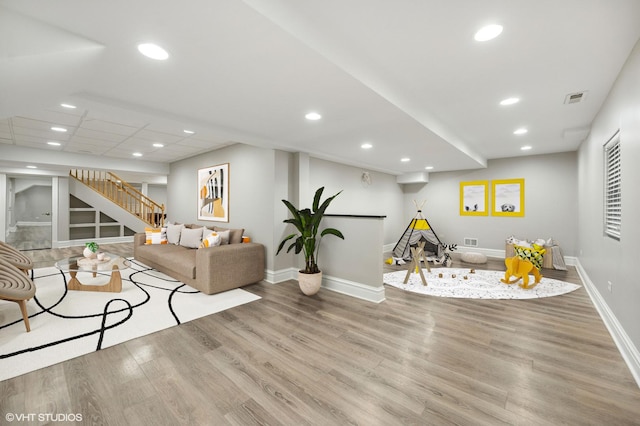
491 178 525 217
459 180 489 216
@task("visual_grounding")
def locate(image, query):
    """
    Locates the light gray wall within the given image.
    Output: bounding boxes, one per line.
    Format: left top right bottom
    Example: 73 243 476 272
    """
577 38 640 350
168 143 278 270
147 184 167 209
402 152 578 255
308 157 405 245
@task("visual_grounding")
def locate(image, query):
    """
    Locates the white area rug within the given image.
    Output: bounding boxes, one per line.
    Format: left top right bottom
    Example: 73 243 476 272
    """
384 268 580 299
0 259 260 381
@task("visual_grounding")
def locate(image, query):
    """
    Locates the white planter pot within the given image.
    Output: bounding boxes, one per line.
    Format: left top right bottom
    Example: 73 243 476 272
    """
83 247 96 259
297 271 322 296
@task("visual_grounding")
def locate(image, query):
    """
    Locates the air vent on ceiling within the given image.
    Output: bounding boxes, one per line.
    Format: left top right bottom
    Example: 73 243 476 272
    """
564 91 588 104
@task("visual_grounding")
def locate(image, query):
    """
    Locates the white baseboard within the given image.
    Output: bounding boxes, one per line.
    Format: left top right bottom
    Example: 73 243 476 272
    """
264 267 297 284
16 221 51 227
54 236 134 248
266 268 385 303
454 246 578 267
576 260 640 388
322 275 386 304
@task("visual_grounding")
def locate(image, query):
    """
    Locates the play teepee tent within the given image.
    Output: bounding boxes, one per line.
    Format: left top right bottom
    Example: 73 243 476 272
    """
393 201 444 260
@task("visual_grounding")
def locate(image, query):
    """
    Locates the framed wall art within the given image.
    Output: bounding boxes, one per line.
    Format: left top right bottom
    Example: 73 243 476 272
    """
459 180 489 216
197 163 229 222
491 178 524 217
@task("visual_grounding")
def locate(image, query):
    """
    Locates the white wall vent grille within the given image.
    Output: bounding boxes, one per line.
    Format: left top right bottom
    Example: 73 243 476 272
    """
564 91 588 104
464 237 478 247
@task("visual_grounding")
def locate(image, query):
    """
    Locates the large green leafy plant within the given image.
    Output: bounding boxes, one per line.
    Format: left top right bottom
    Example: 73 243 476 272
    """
277 187 344 274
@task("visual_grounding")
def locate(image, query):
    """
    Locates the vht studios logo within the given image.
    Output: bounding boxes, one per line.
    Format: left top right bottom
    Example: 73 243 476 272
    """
5 413 83 422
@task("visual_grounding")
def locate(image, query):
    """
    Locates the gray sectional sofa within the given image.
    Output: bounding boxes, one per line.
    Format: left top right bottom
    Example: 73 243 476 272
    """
133 224 265 295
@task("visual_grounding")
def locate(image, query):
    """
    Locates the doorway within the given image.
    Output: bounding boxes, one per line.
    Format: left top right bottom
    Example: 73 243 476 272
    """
6 177 52 250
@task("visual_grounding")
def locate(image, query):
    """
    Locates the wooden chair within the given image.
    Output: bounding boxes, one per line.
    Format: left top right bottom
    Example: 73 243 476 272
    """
0 258 36 332
0 241 34 275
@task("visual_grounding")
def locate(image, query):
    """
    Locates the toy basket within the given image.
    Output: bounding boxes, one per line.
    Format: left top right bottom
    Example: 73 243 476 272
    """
513 244 545 270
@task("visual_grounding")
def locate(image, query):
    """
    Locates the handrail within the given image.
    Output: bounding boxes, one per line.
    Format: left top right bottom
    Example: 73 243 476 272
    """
69 169 165 227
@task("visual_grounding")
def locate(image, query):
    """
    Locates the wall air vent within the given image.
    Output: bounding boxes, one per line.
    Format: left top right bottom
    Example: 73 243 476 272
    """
464 237 478 247
564 91 588 104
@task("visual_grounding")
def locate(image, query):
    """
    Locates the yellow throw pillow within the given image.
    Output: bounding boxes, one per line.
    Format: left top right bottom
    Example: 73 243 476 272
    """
145 227 168 245
200 232 222 248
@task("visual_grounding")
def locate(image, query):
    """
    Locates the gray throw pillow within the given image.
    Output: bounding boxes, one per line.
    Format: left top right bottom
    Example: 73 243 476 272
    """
179 227 203 249
166 223 184 245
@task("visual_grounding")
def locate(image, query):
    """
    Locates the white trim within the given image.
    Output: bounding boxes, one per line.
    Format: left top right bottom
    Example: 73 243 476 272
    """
454 246 578 267
322 274 386 303
266 268 386 303
54 236 134 248
15 221 51 227
576 259 640 388
264 267 297 284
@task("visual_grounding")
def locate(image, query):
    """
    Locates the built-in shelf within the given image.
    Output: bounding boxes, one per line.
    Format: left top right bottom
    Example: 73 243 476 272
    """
68 194 134 241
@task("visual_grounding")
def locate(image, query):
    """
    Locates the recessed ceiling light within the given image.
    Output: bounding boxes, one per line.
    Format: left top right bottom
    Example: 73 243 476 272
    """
47 141 61 146
474 24 503 42
133 152 143 157
361 143 373 149
500 97 520 106
425 166 434 170
60 103 76 109
513 128 528 135
51 126 67 132
138 43 169 60
183 129 195 134
153 143 164 148
305 112 322 121
26 165 37 169
400 157 411 162
521 145 532 151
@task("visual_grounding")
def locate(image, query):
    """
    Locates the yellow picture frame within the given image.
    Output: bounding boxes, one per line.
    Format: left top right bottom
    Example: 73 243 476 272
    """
460 180 489 216
492 178 525 217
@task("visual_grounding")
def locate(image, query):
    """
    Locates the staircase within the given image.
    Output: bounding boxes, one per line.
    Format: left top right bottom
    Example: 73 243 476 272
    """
69 169 165 228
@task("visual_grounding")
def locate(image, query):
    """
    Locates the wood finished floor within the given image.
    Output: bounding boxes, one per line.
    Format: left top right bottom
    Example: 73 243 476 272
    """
2 243 639 425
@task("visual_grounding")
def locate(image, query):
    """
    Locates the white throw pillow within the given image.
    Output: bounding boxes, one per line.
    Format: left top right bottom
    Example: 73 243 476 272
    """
145 227 167 245
200 231 222 248
166 223 184 245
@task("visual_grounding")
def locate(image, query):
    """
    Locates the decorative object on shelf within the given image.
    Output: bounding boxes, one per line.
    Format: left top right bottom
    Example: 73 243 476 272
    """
198 163 229 222
277 187 344 296
83 242 99 259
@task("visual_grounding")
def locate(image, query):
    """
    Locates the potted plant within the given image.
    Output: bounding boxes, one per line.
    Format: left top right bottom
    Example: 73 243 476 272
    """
83 241 99 259
277 187 344 295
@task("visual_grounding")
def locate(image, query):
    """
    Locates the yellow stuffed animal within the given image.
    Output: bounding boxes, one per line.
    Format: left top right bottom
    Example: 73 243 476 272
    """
501 256 542 289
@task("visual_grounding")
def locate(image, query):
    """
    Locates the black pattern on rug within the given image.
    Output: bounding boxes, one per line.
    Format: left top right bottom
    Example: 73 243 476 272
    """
0 259 260 381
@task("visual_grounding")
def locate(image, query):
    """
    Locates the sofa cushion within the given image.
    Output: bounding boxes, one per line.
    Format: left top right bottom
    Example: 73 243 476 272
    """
213 226 244 244
179 227 203 249
136 244 197 279
166 223 184 245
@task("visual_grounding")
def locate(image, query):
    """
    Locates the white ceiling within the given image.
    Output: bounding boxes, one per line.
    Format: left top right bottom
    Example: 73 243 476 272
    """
1 0 639 181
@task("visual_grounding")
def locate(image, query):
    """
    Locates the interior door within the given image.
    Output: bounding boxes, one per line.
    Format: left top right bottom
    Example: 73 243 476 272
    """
6 177 52 250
